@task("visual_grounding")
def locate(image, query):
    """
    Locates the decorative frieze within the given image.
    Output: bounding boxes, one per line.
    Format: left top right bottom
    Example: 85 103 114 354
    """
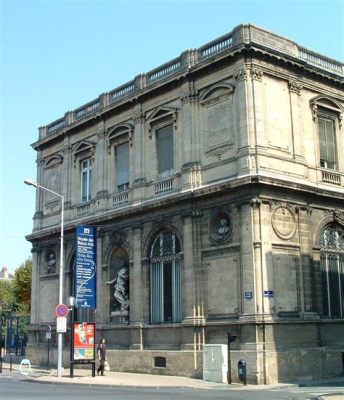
250 67 263 81
333 209 344 226
235 67 248 82
288 80 303 95
181 89 199 104
133 111 145 125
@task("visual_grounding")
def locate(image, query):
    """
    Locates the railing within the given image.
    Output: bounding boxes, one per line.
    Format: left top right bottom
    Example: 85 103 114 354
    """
321 171 342 186
40 24 343 137
299 48 343 75
75 100 100 119
113 191 130 207
148 58 181 82
155 177 174 195
47 118 66 134
200 34 233 60
110 81 135 102
76 203 91 216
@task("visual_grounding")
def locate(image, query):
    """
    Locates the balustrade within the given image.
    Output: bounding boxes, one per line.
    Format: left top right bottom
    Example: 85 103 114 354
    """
75 100 100 119
110 81 135 102
299 48 343 75
40 24 343 136
76 203 91 216
200 34 233 60
148 58 181 82
113 191 130 207
321 170 342 186
155 177 174 195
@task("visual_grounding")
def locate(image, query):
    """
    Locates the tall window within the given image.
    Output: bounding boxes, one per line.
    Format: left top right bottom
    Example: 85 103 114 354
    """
157 125 174 178
150 230 181 323
81 158 92 202
115 142 129 191
320 223 344 318
319 115 337 170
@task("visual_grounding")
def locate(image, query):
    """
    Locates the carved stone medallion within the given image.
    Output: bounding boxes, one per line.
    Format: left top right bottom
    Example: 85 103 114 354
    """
271 205 296 240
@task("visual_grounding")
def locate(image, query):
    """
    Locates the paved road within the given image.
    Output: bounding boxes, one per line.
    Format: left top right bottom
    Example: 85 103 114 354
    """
1 374 344 400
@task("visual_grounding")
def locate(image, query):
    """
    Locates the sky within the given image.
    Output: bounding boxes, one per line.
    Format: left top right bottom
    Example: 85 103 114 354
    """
1 0 343 273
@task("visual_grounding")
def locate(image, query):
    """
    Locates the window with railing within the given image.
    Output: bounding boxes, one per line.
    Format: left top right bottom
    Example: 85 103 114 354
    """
311 97 343 174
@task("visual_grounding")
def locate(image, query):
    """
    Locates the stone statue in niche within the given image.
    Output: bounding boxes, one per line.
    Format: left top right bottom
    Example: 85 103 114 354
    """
106 262 129 313
46 250 56 274
210 211 232 245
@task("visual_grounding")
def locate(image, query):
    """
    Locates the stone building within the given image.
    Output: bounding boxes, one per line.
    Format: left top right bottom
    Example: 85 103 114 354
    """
26 24 344 384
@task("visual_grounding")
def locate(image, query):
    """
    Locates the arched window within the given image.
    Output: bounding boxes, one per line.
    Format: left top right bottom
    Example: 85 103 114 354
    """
320 223 344 318
149 230 182 324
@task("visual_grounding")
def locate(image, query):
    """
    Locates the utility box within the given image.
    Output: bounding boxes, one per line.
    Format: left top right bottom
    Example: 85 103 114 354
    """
203 344 228 383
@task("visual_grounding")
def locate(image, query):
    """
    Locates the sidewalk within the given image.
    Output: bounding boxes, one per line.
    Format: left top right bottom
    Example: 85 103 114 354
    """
0 362 294 390
1 362 344 399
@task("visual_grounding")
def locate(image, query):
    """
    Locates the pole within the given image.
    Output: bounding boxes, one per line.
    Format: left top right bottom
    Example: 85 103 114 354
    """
57 200 64 378
47 338 50 371
24 179 64 378
227 336 231 384
70 306 74 378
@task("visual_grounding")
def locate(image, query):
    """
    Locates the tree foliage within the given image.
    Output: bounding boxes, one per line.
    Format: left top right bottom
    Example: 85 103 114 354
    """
0 279 15 309
12 258 32 312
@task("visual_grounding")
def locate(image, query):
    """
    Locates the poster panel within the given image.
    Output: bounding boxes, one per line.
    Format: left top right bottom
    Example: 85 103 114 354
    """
73 322 95 361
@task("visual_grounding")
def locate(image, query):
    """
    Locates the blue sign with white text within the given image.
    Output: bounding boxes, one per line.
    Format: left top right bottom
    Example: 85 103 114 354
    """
75 226 97 308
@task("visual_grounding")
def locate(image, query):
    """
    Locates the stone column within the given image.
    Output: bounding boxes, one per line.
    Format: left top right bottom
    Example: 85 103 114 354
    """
62 140 72 220
260 201 274 317
130 225 144 350
30 247 41 325
288 80 304 161
129 225 143 323
180 83 202 191
250 67 266 149
251 199 263 315
235 67 250 151
132 109 146 204
239 202 257 317
95 121 107 208
96 231 106 324
181 211 203 350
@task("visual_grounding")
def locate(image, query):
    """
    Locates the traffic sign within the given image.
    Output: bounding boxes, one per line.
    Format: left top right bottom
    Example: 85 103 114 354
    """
56 317 67 333
55 303 69 317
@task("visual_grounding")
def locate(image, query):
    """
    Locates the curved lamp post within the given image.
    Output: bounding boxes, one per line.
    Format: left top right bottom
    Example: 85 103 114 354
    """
24 178 64 378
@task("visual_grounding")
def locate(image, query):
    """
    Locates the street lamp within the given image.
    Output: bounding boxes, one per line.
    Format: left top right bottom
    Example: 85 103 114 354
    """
24 178 64 378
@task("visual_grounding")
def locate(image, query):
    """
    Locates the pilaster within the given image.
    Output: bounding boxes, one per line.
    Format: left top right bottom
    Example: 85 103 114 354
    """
288 80 304 161
250 67 266 149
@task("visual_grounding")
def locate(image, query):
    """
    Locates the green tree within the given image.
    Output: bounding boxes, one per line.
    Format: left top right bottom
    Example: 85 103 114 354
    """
12 258 32 313
0 279 14 309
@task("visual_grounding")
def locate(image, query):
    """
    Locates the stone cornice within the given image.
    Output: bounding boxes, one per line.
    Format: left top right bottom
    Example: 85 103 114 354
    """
32 24 343 150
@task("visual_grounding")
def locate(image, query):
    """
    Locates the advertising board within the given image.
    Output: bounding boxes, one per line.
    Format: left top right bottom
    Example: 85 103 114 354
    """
73 322 95 361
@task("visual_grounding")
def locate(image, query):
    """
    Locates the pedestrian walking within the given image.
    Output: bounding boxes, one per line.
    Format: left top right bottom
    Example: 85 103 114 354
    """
96 338 107 376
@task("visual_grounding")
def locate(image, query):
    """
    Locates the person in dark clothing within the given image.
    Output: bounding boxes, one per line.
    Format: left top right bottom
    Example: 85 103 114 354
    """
96 338 107 376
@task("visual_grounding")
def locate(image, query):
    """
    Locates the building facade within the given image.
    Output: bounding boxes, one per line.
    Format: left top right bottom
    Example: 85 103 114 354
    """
26 24 344 384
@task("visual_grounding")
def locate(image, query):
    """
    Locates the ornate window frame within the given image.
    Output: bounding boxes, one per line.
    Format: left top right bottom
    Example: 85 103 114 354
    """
311 95 343 171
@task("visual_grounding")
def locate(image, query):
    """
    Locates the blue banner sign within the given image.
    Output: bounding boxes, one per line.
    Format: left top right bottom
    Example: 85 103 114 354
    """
264 290 274 298
75 226 97 308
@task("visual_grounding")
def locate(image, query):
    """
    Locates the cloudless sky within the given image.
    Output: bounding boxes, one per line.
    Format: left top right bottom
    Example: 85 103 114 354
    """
1 0 343 273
